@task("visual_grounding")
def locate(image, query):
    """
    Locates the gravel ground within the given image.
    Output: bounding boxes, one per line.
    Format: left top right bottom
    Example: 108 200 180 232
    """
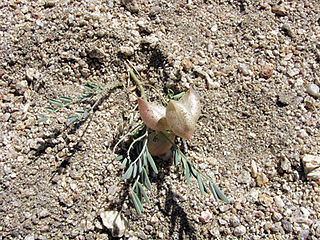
1 0 320 239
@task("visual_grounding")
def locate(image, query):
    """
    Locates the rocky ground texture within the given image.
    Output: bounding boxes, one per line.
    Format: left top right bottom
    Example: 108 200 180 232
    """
1 0 320 239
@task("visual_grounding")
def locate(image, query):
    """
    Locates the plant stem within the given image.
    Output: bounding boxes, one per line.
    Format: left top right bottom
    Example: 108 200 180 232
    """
125 62 147 101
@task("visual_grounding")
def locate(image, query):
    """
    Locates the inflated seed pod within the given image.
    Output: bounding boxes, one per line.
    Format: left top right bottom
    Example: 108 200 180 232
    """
147 131 175 156
138 98 169 131
166 87 201 140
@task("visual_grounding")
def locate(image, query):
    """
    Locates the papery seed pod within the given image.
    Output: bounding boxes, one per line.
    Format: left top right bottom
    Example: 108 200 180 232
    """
147 131 175 156
180 87 201 121
165 87 201 140
138 98 169 131
166 101 195 140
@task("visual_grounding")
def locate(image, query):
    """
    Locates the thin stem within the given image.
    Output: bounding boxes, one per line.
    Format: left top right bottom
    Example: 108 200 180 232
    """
125 62 146 101
127 129 148 162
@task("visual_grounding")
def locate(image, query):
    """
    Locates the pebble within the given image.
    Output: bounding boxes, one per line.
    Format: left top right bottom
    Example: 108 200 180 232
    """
149 6 161 17
87 46 106 60
44 0 56 8
306 84 320 98
272 212 283 222
274 196 285 209
256 172 268 187
199 209 212 223
239 63 251 76
287 68 300 78
100 211 127 237
121 0 139 13
26 68 38 81
237 170 251 184
251 160 258 178
233 225 246 236
303 154 320 180
15 80 28 95
272 6 287 16
260 65 273 79
282 219 293 233
280 157 291 172
229 215 240 227
298 229 310 240
281 24 295 38
119 46 135 57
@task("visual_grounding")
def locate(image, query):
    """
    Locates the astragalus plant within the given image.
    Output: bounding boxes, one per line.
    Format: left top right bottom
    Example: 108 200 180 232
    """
39 65 229 215
114 70 229 214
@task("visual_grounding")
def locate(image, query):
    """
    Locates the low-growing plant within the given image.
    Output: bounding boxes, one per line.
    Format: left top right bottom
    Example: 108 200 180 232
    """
39 62 229 214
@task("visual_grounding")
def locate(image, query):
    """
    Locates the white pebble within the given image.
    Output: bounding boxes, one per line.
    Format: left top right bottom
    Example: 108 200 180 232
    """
307 84 320 98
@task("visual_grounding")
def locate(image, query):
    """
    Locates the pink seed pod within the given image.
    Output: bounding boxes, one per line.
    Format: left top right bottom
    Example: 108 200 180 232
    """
147 131 175 156
166 88 201 140
138 98 169 131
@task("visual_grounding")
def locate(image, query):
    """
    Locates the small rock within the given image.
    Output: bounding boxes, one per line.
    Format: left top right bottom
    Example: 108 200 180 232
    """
87 46 106 60
270 222 283 233
306 84 320 98
149 6 161 17
282 24 295 38
100 211 127 237
280 157 291 172
121 0 139 13
251 160 258 178
256 172 268 186
272 6 287 16
260 65 273 79
239 63 251 76
15 80 28 95
272 212 283 222
141 34 159 47
234 225 246 236
38 209 50 219
303 154 320 180
199 209 212 223
219 205 230 213
259 193 273 207
181 58 193 72
229 215 241 227
274 196 285 208
282 219 293 233
44 0 56 8
298 229 310 240
26 68 38 81
24 234 35 240
287 68 300 77
119 46 135 57
237 170 251 184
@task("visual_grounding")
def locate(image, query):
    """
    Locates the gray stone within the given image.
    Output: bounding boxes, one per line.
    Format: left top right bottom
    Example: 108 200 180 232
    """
150 6 161 17
282 220 293 233
298 229 309 240
237 170 251 184
234 225 246 236
306 84 320 98
119 46 135 57
230 215 241 227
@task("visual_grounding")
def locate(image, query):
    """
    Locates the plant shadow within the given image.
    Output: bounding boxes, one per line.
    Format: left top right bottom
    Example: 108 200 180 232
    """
155 160 198 240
